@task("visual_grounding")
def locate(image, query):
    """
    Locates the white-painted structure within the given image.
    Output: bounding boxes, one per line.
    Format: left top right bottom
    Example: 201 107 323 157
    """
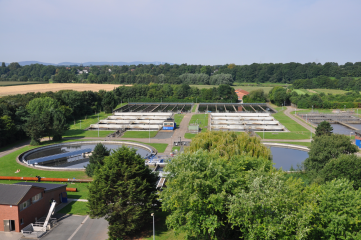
89 112 173 131
210 113 285 131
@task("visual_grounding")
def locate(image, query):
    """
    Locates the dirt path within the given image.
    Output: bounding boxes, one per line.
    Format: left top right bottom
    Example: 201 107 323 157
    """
284 106 315 133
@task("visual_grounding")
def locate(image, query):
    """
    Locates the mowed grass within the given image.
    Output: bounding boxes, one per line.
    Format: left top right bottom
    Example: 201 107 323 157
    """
121 131 158 138
256 110 314 140
122 141 168 153
69 112 112 130
0 139 89 179
63 130 114 138
58 201 89 215
291 109 334 114
114 102 128 110
192 104 198 112
293 89 307 95
234 86 274 94
0 180 91 199
185 114 209 139
174 114 185 127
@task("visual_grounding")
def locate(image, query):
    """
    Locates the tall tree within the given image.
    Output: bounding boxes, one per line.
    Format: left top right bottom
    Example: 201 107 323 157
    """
88 146 158 239
315 121 333 136
304 134 358 180
85 143 110 177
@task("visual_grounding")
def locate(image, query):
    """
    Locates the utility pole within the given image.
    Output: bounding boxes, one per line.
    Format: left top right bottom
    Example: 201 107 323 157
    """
151 213 155 240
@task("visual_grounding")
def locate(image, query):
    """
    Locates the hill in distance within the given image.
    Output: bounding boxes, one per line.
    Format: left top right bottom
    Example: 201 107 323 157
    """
9 61 174 66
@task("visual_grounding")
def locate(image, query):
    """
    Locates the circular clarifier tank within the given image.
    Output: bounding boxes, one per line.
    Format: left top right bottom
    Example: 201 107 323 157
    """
22 141 154 170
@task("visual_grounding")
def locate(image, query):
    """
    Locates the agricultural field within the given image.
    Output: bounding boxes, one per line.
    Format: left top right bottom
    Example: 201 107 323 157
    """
0 83 131 96
0 81 48 87
312 89 348 95
190 84 275 93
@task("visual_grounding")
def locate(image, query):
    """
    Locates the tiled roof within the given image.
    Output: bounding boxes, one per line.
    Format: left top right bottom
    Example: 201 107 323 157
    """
235 89 249 100
0 184 34 205
15 182 66 193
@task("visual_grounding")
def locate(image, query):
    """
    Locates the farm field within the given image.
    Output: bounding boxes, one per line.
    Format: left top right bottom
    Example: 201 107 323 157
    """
0 83 131 96
312 89 348 94
0 81 48 86
190 85 274 93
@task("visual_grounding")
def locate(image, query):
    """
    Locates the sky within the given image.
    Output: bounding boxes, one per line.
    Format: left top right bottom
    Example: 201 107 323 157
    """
0 0 360 65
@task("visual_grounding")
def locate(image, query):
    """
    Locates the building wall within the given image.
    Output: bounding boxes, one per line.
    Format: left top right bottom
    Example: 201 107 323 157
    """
0 186 66 232
0 204 19 232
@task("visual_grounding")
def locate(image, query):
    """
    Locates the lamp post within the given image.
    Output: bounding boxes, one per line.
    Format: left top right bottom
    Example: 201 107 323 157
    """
151 213 155 240
149 119 150 143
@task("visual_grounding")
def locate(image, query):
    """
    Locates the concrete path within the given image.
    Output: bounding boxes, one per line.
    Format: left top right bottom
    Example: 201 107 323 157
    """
0 140 30 158
284 106 315 133
42 214 108 240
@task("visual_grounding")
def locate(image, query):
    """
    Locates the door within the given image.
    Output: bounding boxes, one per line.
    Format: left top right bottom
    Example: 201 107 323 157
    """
10 220 15 231
3 220 10 232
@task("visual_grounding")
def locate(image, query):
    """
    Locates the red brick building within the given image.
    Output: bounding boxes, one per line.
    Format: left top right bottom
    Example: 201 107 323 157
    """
0 182 67 232
235 89 249 103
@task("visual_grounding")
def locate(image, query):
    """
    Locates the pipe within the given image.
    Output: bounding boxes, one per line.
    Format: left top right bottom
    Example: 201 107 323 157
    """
66 188 78 192
0 176 92 183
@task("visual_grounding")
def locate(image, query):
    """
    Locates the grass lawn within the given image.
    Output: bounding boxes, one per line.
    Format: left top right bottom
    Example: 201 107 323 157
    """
58 201 89 215
234 82 291 87
174 114 184 128
189 114 208 132
191 104 198 112
293 89 306 95
172 146 181 152
184 133 197 139
291 109 334 114
0 180 91 199
69 112 112 130
0 139 89 179
257 110 314 140
63 130 114 138
121 131 158 138
123 141 168 153
114 102 128 110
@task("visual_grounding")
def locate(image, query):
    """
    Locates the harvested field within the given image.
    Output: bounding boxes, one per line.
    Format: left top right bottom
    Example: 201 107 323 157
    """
0 83 131 96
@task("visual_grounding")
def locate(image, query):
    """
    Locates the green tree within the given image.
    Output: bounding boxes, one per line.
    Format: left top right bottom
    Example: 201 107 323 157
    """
243 89 267 103
304 134 358 180
0 115 16 146
8 62 21 71
228 171 318 239
102 91 117 113
200 65 212 76
88 146 158 239
85 143 110 177
24 114 46 145
1 62 5 68
315 121 333 137
161 149 272 239
320 154 361 189
308 179 361 239
187 131 271 160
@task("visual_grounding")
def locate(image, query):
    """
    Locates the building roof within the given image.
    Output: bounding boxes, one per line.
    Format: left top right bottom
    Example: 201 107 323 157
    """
235 89 250 100
0 184 37 205
15 182 66 193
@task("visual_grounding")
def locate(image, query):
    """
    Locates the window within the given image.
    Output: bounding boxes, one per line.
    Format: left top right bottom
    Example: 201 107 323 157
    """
20 219 24 225
19 199 31 211
32 192 43 203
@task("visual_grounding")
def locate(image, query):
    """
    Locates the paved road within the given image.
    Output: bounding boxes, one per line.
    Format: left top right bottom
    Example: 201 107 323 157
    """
0 140 30 158
42 214 108 240
284 106 315 133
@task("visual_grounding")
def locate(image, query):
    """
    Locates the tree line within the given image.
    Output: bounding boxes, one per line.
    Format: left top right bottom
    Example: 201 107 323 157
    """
87 131 361 239
2 61 361 84
293 75 361 91
0 84 236 147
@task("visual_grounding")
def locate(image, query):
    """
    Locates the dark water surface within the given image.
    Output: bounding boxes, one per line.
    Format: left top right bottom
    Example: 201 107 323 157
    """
25 143 151 168
270 147 308 171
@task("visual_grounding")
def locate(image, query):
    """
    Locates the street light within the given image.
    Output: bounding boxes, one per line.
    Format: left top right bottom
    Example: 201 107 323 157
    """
151 213 155 240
